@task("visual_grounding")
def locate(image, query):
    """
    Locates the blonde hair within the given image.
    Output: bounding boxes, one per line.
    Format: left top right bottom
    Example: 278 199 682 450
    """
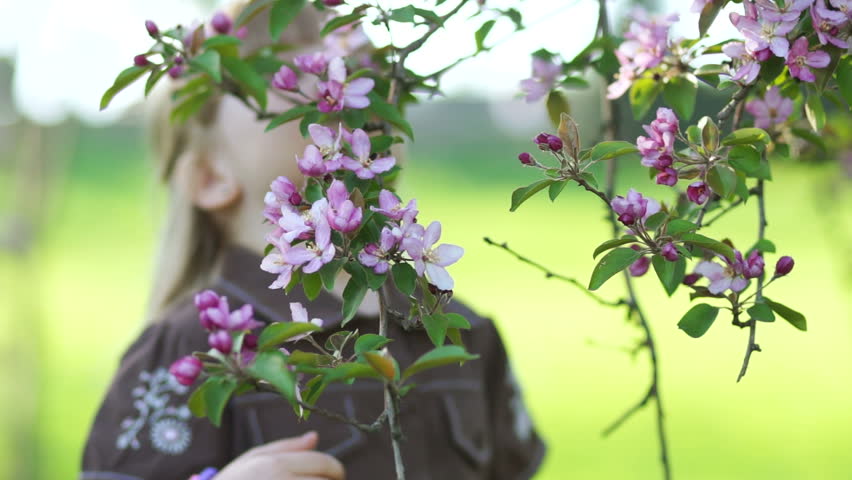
146 1 322 321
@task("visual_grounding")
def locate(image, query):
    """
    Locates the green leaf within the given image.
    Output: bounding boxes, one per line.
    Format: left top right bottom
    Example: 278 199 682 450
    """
422 314 449 347
170 90 214 124
341 275 368 325
560 76 590 89
445 313 471 330
302 272 323 301
402 346 479 380
248 351 297 404
590 141 640 162
319 258 344 290
265 104 315 132
836 55 852 106
546 90 570 128
222 56 268 110
748 303 775 323
363 352 396 380
510 179 555 212
699 116 720 152
629 77 662 120
728 145 769 179
678 304 720 338
389 5 417 22
722 128 770 146
681 233 736 262
652 255 686 297
320 10 366 37
322 362 382 383
203 376 239 427
370 135 395 153
644 211 667 231
188 378 215 418
355 334 392 354
666 219 698 236
698 0 728 37
748 238 776 255
593 236 638 259
805 90 826 132
663 75 698 120
189 49 222 83
202 35 243 50
235 0 275 28
706 164 737 198
270 0 307 39
100 66 148 110
548 181 568 201
588 248 642 291
474 20 496 52
391 263 417 296
257 322 323 350
765 298 807 331
144 67 167 97
342 108 366 129
366 92 414 139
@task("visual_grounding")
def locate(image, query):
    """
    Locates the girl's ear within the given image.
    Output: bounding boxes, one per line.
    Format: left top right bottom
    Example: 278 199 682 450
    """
176 147 242 212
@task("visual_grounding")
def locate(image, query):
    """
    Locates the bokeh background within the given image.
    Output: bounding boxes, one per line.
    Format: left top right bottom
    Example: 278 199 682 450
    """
1 0 851 479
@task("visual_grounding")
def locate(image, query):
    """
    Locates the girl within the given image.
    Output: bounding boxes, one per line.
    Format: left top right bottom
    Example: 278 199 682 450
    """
80 3 545 479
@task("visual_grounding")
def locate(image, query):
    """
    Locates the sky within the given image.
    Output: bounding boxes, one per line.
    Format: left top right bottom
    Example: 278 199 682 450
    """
0 0 739 125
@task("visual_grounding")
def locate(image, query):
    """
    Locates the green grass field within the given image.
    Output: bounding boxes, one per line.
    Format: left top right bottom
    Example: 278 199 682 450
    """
3 119 852 479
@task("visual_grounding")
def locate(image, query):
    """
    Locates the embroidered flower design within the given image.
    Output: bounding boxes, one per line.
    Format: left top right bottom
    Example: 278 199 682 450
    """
117 367 193 455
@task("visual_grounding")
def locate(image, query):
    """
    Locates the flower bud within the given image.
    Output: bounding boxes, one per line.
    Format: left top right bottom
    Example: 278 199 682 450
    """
774 256 794 277
546 135 563 152
145 20 159 37
272 65 298 90
169 356 202 386
288 192 303 206
656 167 678 187
518 152 534 165
211 11 232 35
742 250 765 279
133 55 150 67
661 242 678 262
243 334 259 350
323 0 345 5
174 56 185 65
754 48 771 62
534 133 549 145
683 273 701 286
629 255 651 277
687 181 710 205
168 65 185 79
208 330 233 354
194 290 220 311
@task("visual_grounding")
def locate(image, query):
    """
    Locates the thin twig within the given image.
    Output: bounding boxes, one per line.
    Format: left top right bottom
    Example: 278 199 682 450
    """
483 237 624 308
378 287 406 480
602 384 654 436
597 1 670 478
736 178 767 382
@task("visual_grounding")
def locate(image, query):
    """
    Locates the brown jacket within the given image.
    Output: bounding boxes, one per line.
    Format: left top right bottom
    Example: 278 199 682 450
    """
81 247 545 480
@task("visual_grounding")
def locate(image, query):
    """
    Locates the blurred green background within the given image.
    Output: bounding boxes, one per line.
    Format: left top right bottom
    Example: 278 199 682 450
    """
2 92 851 480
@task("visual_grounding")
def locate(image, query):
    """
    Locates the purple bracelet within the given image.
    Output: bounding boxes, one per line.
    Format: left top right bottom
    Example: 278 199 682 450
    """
189 467 219 480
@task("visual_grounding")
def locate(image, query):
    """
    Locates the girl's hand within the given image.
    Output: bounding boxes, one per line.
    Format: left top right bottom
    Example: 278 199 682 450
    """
215 431 345 480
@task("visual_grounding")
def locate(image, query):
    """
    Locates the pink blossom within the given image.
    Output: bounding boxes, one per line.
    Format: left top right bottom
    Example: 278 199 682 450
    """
194 291 260 332
656 167 679 186
324 22 370 57
811 0 849 48
745 87 793 129
638 108 679 169
694 254 750 295
208 330 233 354
282 215 335 274
297 144 341 177
606 9 676 99
606 66 637 99
260 240 295 289
325 180 362 233
287 303 324 342
211 11 232 35
519 56 561 103
786 36 830 82
741 250 765 279
723 42 761 84
341 129 396 179
687 181 711 204
272 66 298 90
170 356 202 386
264 176 301 223
294 53 328 75
754 0 815 23
358 227 401 274
317 57 374 112
661 242 679 262
278 200 330 244
629 251 651 277
370 190 417 222
410 222 464 291
611 189 661 227
829 0 852 20
736 16 796 57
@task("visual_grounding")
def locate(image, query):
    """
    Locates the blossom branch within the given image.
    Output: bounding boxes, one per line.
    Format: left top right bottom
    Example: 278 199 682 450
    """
597 1 670 478
378 287 406 480
737 178 767 382
483 237 624 308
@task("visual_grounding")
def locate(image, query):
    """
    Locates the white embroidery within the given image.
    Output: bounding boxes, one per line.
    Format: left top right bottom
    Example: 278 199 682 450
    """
506 365 533 443
116 367 192 455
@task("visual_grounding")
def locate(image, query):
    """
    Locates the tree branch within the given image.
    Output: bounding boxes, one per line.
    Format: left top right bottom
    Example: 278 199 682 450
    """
483 237 624 308
737 178 767 382
378 287 406 480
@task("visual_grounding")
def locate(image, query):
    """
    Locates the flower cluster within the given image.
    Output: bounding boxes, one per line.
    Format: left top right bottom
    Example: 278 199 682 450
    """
274 55 375 113
745 86 794 129
261 123 463 292
724 0 841 84
693 249 765 294
611 189 661 227
637 107 680 186
607 8 678 99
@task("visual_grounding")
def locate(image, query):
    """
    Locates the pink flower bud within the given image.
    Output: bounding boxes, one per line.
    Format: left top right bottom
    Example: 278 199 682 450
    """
174 56 185 65
134 55 150 67
629 255 651 277
208 330 233 354
235 26 248 39
168 65 185 79
683 273 701 286
243 334 259 350
533 133 550 149
288 192 303 206
742 250 765 279
324 0 345 5
547 135 563 152
687 181 710 204
774 256 794 276
194 290 221 311
656 167 678 186
518 152 534 165
169 356 202 386
272 66 298 90
211 11 232 35
661 242 678 262
145 20 159 37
